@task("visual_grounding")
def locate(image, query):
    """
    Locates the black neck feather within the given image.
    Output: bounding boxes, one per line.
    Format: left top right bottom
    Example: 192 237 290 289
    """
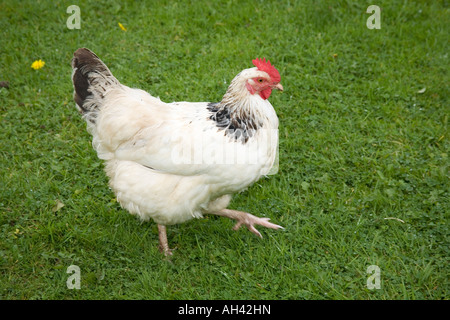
207 102 261 144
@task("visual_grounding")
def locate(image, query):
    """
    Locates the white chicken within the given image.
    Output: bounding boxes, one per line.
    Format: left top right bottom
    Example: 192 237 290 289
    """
71 48 283 255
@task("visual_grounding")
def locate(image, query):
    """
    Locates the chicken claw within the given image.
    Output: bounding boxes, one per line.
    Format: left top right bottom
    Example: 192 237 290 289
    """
213 209 284 238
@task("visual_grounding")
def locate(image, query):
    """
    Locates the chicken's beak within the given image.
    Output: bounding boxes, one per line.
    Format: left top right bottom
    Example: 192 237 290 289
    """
272 83 284 91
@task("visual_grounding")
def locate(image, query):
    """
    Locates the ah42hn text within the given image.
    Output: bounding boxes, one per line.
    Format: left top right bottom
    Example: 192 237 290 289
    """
178 304 271 317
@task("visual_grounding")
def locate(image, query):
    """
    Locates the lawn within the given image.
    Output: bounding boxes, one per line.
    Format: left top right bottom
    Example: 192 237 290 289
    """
0 0 448 300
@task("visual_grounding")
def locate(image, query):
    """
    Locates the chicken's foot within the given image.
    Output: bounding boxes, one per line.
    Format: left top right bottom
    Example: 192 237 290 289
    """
212 209 283 238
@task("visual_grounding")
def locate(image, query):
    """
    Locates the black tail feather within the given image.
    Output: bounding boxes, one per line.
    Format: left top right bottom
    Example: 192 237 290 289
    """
71 48 118 119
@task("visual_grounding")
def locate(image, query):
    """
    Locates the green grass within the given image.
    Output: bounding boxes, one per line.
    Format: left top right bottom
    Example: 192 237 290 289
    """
0 0 448 300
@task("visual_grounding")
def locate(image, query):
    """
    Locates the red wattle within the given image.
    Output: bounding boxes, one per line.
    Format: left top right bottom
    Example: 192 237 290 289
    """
259 88 272 100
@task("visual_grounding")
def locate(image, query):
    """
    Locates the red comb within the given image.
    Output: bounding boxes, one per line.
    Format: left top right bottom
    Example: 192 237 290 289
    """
252 58 281 83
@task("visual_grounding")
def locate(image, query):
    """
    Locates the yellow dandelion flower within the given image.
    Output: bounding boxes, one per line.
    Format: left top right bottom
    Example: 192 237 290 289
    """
31 59 45 70
118 22 127 31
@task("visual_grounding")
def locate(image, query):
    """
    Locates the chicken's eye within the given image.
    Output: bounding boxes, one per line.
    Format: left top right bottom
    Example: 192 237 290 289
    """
258 79 264 83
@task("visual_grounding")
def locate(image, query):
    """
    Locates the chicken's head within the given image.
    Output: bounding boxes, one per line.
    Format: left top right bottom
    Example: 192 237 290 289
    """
245 58 283 100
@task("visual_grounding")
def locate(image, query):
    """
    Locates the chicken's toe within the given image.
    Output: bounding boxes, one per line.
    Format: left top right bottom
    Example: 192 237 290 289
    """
214 209 283 238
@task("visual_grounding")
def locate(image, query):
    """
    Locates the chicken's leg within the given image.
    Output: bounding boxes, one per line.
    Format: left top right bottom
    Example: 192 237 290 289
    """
211 209 283 238
157 224 173 256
